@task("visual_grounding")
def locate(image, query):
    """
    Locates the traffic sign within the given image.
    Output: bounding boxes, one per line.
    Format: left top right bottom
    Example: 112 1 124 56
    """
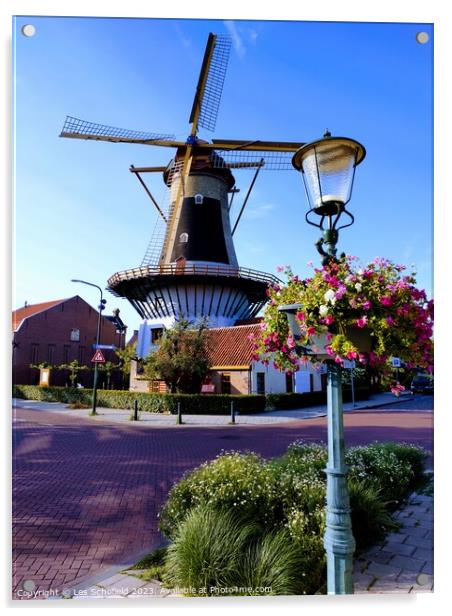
93 344 116 350
391 357 401 368
91 349 106 363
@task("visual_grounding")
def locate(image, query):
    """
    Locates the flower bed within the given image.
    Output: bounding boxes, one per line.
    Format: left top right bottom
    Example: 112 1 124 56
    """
155 441 427 595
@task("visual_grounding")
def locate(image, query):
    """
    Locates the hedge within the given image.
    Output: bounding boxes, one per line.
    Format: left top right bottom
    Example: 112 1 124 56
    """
266 388 370 410
12 385 266 415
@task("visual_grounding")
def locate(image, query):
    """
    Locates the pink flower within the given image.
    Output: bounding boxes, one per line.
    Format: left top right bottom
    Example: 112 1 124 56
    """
335 355 344 365
335 284 347 300
287 335 296 349
386 316 395 326
306 326 316 336
362 300 372 311
380 296 393 307
296 311 306 322
346 350 358 360
356 316 368 328
324 315 335 325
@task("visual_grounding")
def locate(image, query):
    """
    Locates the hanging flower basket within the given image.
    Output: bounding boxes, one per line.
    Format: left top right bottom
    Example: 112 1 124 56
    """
250 256 433 374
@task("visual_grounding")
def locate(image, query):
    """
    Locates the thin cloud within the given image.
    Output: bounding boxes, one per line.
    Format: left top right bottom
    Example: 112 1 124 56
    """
245 203 275 220
223 21 246 58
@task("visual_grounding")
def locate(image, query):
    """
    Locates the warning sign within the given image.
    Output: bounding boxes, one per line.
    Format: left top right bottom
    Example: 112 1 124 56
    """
91 349 106 363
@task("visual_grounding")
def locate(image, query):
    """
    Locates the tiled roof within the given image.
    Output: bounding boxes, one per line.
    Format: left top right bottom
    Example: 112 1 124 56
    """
205 323 262 367
12 299 68 332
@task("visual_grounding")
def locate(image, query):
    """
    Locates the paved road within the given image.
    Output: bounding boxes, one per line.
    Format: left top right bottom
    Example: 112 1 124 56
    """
12 395 433 599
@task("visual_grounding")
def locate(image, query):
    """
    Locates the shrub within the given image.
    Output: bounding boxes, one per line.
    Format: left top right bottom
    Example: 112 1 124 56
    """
345 443 415 505
159 452 280 539
348 479 399 549
266 388 369 410
164 506 261 595
12 385 266 415
164 506 321 596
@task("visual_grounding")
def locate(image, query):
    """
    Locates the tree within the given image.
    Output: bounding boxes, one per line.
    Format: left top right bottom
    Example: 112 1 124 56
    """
98 361 118 390
115 342 137 389
58 360 89 387
143 319 211 393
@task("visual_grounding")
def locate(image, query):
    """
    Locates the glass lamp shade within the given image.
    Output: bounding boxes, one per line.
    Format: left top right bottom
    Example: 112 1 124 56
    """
292 136 366 215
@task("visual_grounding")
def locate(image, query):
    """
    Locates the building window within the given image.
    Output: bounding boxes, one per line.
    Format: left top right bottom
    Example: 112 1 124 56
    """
30 344 39 365
194 193 204 204
221 373 231 394
151 328 163 344
285 372 293 393
47 344 56 365
256 372 265 395
179 232 189 243
321 373 327 392
309 374 314 392
63 345 70 364
70 328 80 342
151 380 160 393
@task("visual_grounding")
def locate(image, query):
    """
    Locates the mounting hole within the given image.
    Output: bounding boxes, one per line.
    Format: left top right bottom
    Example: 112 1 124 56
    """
21 24 36 37
416 32 429 44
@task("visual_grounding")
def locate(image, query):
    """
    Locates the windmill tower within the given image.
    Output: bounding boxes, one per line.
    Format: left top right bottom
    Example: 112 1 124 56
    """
60 33 305 357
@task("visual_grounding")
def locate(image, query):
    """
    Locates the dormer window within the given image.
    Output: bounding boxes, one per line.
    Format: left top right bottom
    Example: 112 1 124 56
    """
179 232 189 243
194 193 204 204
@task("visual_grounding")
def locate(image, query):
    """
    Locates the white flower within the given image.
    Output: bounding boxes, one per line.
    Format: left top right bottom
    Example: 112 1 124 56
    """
319 304 329 316
324 289 336 304
355 283 362 292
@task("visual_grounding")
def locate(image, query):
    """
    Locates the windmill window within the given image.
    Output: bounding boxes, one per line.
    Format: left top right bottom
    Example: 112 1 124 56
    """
194 194 204 204
179 233 189 243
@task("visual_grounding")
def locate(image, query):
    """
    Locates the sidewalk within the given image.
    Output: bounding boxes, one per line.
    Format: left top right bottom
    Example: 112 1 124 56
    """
13 392 419 428
354 491 433 593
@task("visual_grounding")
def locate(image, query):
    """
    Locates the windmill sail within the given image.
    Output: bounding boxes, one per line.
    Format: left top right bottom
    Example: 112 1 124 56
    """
60 116 177 144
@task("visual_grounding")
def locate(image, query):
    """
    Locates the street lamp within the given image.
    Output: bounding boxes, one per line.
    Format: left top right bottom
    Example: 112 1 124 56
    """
292 130 365 265
283 132 366 595
71 279 107 415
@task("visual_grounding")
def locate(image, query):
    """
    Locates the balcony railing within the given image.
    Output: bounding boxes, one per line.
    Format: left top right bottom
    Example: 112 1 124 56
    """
108 263 281 288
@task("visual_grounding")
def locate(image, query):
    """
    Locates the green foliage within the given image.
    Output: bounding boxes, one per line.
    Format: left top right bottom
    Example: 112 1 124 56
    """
159 441 427 594
266 388 370 410
345 442 421 505
348 479 399 548
58 359 89 386
164 507 317 596
12 385 265 415
143 319 211 393
115 342 137 378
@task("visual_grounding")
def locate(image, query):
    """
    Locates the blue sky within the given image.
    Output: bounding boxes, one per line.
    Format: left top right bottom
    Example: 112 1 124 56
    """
13 17 433 334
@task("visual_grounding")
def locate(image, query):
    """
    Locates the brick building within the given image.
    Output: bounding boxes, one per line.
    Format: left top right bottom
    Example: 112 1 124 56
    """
129 322 324 395
12 296 127 387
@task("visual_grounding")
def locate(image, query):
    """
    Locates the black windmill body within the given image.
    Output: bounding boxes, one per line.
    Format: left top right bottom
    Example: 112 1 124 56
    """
60 33 305 354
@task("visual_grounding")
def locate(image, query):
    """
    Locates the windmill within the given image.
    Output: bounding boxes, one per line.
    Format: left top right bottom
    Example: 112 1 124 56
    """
60 32 304 357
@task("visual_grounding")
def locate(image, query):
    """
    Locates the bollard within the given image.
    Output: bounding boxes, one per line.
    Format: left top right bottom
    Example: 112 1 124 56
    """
176 402 182 425
134 400 138 421
230 400 235 424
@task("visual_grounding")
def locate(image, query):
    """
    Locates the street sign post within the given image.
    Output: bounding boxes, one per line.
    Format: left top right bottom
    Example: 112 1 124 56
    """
93 344 116 350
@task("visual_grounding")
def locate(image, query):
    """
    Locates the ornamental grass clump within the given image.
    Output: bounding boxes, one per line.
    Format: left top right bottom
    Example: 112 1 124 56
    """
164 506 320 596
252 255 433 378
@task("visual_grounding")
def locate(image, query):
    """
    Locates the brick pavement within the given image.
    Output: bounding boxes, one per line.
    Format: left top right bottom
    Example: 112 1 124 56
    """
12 396 433 600
354 491 433 593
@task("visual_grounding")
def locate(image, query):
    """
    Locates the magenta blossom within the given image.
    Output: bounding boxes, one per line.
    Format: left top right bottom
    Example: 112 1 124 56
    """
356 316 368 328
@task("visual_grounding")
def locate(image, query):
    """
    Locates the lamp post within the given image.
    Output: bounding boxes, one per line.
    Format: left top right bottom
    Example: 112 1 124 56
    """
284 131 366 595
71 279 107 415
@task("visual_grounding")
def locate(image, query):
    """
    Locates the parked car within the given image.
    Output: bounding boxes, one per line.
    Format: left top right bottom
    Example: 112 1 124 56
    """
410 374 434 394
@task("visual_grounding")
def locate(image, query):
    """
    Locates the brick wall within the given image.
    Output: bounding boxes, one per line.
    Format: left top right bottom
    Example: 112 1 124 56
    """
13 296 125 387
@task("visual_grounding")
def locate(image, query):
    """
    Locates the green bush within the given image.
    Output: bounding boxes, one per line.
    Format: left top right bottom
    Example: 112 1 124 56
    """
164 506 319 596
348 479 399 549
266 388 370 410
345 443 418 505
159 441 427 594
159 452 280 539
12 385 266 415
